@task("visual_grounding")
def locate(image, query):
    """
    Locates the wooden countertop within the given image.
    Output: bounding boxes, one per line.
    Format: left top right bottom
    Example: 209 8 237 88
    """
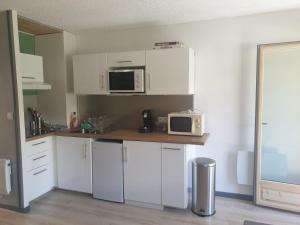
26 129 209 145
26 133 54 142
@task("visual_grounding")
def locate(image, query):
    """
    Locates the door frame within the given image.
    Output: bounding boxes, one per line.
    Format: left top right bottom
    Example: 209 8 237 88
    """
254 41 300 212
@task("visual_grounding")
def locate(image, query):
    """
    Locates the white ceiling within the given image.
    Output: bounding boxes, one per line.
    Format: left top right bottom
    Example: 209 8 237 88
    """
2 0 300 32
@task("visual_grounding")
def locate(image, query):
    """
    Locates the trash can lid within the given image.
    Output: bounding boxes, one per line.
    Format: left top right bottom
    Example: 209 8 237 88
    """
194 157 216 167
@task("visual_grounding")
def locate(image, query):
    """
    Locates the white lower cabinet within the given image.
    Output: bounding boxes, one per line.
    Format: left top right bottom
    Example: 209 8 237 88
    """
123 141 162 206
23 136 189 210
56 137 92 193
123 140 189 209
23 136 55 206
162 143 188 209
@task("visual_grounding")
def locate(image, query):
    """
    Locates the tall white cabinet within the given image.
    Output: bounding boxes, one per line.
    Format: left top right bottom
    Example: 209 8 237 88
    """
73 53 108 95
56 137 92 193
145 48 195 95
162 143 188 209
123 141 162 206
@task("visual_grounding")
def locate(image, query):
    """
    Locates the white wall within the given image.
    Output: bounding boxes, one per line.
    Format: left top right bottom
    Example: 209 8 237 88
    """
74 9 300 195
36 32 77 126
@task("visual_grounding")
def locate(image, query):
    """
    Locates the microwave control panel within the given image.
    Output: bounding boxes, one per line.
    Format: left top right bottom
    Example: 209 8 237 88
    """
134 70 144 92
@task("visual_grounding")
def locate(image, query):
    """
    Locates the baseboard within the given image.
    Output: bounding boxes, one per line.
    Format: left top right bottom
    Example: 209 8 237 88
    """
125 200 164 210
215 191 253 201
0 204 30 213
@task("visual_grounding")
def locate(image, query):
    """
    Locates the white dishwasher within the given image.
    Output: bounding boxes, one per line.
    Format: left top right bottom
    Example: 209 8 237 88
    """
92 140 124 203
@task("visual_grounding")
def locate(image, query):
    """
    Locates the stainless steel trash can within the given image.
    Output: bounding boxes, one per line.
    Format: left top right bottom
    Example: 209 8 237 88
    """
192 157 216 216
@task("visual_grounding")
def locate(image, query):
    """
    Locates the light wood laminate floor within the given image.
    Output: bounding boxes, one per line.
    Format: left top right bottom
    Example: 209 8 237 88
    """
0 190 299 225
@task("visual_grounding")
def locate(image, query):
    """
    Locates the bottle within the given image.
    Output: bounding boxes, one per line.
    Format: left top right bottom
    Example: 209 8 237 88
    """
70 112 78 129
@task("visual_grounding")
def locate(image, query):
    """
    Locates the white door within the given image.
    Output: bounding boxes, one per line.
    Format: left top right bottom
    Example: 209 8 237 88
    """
73 53 107 94
56 137 92 193
145 48 195 95
162 143 188 209
123 141 162 205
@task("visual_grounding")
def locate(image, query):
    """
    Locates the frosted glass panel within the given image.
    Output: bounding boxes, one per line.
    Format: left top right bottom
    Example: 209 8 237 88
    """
261 46 300 185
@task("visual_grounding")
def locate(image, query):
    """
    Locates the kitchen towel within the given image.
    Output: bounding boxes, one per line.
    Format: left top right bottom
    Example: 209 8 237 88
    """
0 159 11 195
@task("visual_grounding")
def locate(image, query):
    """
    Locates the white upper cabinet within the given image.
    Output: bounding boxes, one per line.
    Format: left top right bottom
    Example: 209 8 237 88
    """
123 141 162 206
20 53 44 83
56 137 92 193
145 48 195 95
107 50 146 67
73 53 108 95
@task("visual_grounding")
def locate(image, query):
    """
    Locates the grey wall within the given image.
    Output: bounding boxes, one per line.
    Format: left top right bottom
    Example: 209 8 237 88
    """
0 11 21 208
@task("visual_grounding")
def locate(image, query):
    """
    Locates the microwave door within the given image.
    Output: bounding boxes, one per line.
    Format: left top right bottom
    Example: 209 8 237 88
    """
170 117 193 134
109 71 135 92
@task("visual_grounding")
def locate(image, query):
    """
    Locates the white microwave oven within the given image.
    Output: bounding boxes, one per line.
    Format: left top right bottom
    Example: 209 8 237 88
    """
108 69 145 93
168 112 205 136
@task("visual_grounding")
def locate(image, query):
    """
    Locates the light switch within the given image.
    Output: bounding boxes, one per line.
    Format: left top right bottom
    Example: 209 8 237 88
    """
6 112 14 120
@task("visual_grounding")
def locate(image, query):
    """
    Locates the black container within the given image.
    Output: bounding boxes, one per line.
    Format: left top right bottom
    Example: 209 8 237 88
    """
138 109 153 133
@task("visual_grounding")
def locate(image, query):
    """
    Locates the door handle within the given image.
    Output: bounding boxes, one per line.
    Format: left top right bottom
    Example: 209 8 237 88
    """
117 60 132 63
147 73 151 90
33 169 47 176
162 147 181 151
262 122 268 125
123 146 127 162
22 76 35 79
33 155 47 161
32 141 46 146
82 143 87 159
101 74 104 89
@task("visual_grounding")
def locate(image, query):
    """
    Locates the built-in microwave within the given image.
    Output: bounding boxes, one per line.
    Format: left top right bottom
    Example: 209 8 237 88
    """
168 111 205 136
108 69 145 93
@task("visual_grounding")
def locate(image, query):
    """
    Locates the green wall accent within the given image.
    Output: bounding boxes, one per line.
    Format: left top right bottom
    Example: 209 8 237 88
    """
19 32 37 96
19 32 35 54
23 90 38 96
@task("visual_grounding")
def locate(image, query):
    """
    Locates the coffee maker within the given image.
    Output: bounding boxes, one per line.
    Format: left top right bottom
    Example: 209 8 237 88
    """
138 109 153 133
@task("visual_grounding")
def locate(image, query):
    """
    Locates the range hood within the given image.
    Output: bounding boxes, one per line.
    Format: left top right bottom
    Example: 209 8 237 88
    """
22 82 51 90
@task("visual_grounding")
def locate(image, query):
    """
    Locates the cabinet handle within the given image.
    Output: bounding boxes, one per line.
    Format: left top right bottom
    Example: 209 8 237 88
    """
83 143 87 159
162 147 181 151
22 76 35 79
147 73 151 90
101 75 104 89
117 60 132 63
33 155 46 161
123 146 127 162
32 141 46 146
33 169 47 176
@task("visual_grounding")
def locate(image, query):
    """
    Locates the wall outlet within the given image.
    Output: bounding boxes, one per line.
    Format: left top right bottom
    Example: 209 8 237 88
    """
158 116 168 123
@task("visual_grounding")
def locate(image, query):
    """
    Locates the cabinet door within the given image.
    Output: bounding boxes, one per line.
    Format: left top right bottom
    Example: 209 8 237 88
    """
107 50 145 67
123 141 161 205
162 143 188 209
56 137 92 193
146 48 195 95
23 137 55 205
20 53 44 82
73 53 107 95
